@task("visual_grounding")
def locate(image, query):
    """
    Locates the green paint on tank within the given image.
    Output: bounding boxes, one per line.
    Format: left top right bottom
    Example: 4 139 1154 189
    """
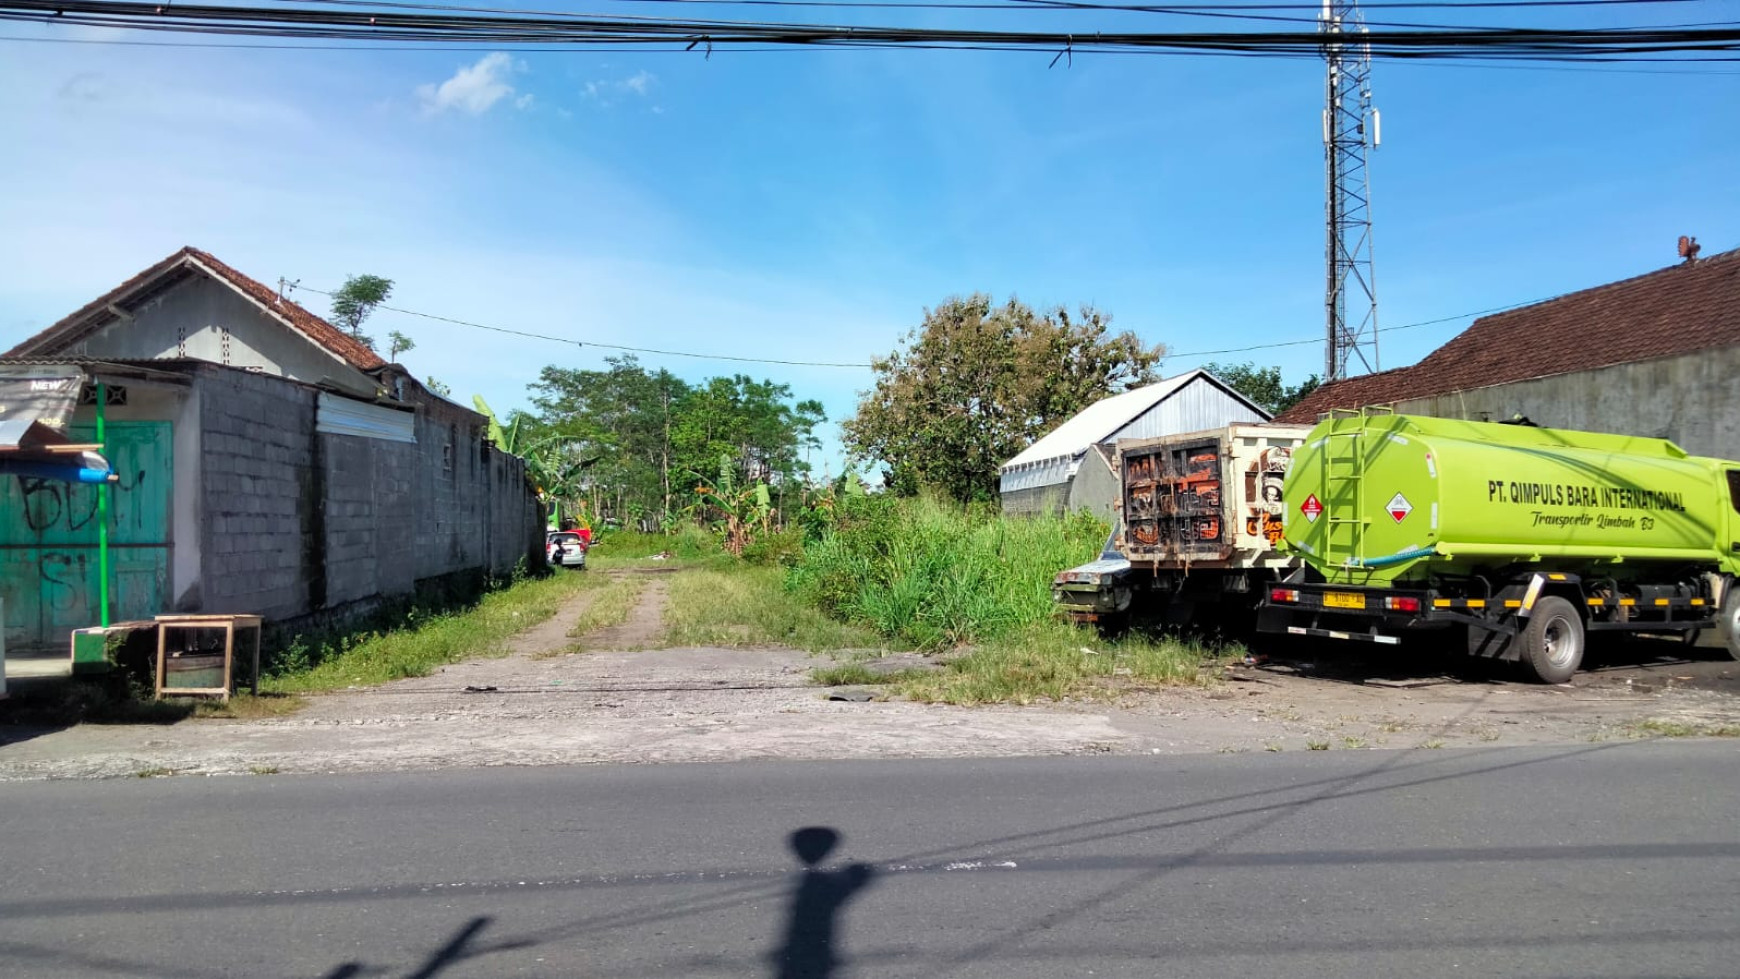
1283 412 1740 586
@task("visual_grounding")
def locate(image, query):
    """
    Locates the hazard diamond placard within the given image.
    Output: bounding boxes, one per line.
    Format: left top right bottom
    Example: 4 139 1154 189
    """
1386 492 1413 523
1300 494 1323 523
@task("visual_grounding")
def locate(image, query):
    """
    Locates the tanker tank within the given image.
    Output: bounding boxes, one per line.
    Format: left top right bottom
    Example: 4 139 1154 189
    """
1283 413 1736 586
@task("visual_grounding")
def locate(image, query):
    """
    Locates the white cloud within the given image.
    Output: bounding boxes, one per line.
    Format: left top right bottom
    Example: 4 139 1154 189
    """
515 93 536 111
416 52 526 116
582 70 657 107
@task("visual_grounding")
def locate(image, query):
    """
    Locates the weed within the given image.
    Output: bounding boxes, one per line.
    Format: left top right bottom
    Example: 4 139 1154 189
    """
1341 736 1367 749
809 663 935 687
193 693 304 720
556 574 649 653
1420 739 1446 749
1476 728 1502 742
1263 743 1283 752
1306 739 1331 751
661 567 884 651
133 766 175 779
892 624 1216 706
263 571 590 694
248 765 281 775
1377 719 1408 734
1626 718 1740 738
787 496 1108 650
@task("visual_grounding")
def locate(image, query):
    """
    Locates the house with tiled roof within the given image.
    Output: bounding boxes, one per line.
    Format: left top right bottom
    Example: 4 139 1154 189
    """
1275 245 1740 461
4 246 387 393
0 248 543 659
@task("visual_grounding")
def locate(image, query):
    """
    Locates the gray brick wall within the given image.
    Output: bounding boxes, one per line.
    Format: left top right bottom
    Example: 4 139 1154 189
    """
197 366 318 619
193 365 542 624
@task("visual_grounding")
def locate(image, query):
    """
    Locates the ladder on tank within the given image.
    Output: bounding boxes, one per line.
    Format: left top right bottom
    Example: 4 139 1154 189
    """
1321 407 1391 569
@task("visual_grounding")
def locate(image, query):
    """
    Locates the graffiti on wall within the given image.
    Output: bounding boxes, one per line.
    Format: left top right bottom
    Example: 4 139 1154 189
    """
1242 446 1293 546
13 469 149 534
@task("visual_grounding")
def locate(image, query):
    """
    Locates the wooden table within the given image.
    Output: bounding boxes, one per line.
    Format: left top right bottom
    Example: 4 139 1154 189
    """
154 614 264 700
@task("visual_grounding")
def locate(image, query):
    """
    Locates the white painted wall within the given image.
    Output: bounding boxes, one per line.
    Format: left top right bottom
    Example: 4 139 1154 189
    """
64 273 376 392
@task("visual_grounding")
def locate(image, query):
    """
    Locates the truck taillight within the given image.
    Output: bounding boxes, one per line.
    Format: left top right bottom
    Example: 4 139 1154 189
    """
1386 597 1421 612
1271 588 1299 603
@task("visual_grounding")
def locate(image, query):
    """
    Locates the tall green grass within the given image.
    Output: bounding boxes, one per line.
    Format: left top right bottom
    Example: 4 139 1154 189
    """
788 495 1108 650
263 572 592 693
662 566 884 651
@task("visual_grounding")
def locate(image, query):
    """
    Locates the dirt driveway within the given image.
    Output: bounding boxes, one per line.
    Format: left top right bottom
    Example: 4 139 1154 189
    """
3 570 1737 780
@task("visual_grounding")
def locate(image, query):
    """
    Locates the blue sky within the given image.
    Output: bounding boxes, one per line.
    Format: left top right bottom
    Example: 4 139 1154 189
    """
2 5 1737 476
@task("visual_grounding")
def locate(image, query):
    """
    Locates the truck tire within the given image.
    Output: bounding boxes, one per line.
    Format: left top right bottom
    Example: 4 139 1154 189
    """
1519 596 1584 684
1719 585 1740 662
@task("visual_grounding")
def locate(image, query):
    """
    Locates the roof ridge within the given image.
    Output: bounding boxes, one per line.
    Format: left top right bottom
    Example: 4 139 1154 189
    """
1468 245 1740 324
4 246 387 372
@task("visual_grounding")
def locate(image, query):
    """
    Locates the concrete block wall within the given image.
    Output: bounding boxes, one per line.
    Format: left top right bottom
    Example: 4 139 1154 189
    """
196 365 318 620
194 365 541 626
1398 348 1740 464
319 434 419 607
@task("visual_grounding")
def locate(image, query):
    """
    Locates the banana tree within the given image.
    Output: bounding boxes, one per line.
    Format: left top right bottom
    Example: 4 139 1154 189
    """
475 395 595 525
690 453 772 556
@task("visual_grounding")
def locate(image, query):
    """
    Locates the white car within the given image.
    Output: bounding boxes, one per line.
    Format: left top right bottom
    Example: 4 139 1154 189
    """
546 531 588 569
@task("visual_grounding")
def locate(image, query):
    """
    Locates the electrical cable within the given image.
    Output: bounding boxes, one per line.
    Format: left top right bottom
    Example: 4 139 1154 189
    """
284 282 1572 370
3 0 1739 64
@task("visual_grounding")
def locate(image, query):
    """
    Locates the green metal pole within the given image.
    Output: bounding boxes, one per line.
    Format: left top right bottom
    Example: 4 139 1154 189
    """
96 380 110 629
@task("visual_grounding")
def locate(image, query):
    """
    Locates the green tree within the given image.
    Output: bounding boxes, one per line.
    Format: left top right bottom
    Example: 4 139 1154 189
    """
1201 361 1321 417
425 376 452 398
329 274 395 349
843 295 1164 502
524 355 825 529
387 330 415 362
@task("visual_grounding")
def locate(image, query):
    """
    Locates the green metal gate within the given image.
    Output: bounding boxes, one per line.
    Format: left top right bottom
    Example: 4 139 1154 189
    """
0 421 172 652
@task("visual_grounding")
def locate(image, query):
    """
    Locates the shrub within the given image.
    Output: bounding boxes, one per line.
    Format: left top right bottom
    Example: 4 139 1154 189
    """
787 496 1107 650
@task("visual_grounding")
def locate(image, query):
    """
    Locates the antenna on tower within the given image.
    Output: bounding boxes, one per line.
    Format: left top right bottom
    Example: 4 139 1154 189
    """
1322 0 1379 382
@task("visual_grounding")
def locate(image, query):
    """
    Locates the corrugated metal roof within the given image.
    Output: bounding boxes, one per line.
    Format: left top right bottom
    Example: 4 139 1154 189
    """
1003 373 1196 470
1001 370 1269 472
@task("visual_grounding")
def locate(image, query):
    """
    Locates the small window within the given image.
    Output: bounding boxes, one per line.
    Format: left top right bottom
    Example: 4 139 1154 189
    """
442 442 454 472
1728 471 1740 516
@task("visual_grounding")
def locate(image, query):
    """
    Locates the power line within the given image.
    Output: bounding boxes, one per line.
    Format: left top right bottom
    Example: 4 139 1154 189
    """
4 1 1739 63
12 28 1740 68
285 283 876 367
285 281 1557 370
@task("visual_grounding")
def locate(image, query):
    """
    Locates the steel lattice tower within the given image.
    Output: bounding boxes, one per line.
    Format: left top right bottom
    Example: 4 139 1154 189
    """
1321 0 1379 381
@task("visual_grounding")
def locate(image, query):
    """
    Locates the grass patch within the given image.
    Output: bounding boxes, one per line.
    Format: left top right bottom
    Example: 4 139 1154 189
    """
809 663 934 687
192 693 306 720
788 495 1107 650
1626 718 1740 738
133 766 176 778
587 526 735 573
262 571 590 694
662 566 887 651
554 573 650 654
248 765 281 775
891 623 1222 706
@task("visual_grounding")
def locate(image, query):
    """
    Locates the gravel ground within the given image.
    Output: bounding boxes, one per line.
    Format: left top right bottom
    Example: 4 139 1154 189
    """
3 572 1738 780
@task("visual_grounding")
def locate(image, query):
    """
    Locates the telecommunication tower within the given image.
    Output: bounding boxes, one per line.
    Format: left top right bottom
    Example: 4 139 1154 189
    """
1321 0 1380 381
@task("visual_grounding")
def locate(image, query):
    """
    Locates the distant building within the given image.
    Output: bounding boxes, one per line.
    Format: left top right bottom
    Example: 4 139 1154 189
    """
999 369 1270 517
1276 246 1740 461
0 247 543 652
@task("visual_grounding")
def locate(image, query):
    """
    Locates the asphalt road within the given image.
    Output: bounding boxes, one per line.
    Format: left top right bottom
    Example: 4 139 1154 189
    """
2 742 1738 978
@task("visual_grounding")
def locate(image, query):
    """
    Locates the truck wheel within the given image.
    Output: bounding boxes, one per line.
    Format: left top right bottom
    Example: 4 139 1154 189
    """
1719 586 1740 662
1519 596 1584 684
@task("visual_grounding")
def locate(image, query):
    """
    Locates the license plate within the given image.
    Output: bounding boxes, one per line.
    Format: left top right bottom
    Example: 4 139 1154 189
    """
1323 591 1366 610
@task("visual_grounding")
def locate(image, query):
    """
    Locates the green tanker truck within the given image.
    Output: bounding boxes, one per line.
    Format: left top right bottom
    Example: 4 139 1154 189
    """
1261 410 1740 682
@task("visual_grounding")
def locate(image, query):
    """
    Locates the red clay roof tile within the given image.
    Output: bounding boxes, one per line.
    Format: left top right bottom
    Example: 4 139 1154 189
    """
1274 246 1740 424
4 246 386 372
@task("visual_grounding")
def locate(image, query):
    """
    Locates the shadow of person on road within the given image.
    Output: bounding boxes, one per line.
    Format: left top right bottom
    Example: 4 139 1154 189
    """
320 915 498 979
771 826 875 979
